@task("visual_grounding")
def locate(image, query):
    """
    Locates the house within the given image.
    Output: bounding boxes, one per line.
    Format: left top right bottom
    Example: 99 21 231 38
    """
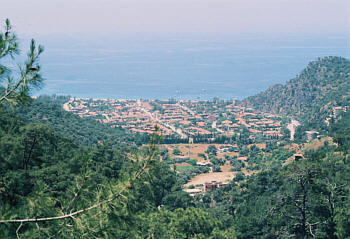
204 181 226 192
197 161 212 166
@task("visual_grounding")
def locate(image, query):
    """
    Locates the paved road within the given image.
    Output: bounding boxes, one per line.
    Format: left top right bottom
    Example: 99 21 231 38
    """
137 100 188 138
211 121 224 133
177 102 196 116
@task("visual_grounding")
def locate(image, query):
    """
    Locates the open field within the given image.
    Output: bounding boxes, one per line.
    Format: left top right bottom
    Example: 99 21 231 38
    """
163 143 239 160
302 137 335 151
185 171 237 187
176 165 194 172
220 164 233 172
283 137 335 166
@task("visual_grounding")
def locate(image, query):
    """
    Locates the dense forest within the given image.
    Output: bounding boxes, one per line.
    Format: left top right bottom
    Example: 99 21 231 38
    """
1 19 350 238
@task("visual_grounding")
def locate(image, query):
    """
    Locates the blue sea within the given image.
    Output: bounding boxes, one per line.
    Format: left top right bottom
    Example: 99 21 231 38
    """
29 33 349 100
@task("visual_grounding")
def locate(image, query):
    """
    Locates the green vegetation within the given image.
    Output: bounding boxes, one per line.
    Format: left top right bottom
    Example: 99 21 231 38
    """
176 165 194 172
198 142 350 238
0 19 44 104
331 110 350 153
1 19 350 238
187 159 197 166
206 145 218 156
1 103 233 238
173 147 181 155
241 56 350 131
11 95 144 149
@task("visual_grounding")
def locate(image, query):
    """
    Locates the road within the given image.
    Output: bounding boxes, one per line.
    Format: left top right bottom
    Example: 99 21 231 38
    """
211 121 224 133
137 100 188 138
177 102 196 116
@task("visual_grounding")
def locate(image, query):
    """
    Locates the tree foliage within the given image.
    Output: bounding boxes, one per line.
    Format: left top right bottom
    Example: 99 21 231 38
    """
198 143 350 238
0 19 44 104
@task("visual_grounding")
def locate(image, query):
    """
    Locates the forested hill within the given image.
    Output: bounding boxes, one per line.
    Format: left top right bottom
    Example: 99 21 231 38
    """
240 56 350 124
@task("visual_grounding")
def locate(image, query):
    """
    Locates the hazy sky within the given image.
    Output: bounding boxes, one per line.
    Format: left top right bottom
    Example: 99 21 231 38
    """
0 0 349 37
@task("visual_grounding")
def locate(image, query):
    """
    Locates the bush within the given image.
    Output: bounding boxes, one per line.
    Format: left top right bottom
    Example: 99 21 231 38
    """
187 159 197 166
206 145 218 156
210 157 224 166
173 148 181 155
230 167 241 172
212 165 222 172
234 172 245 181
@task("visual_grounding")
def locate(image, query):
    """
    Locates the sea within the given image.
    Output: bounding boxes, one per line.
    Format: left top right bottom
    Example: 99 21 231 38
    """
27 33 350 100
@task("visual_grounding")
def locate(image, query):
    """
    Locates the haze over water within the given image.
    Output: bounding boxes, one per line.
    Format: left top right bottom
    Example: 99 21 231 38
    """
38 34 349 100
2 0 349 100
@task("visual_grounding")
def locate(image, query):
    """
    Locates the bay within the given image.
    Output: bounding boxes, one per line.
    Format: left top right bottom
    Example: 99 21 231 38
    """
35 34 349 100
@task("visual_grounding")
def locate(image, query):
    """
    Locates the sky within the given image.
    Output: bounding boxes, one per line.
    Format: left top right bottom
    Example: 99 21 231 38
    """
0 0 349 37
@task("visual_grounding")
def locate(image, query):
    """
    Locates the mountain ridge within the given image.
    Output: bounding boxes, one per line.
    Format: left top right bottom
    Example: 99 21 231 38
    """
240 56 350 126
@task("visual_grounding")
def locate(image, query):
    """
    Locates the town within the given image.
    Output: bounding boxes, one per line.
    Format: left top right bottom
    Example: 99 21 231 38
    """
63 98 283 139
62 97 291 195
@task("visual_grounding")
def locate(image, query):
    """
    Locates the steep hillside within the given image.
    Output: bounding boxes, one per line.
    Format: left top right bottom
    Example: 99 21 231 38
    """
240 56 350 125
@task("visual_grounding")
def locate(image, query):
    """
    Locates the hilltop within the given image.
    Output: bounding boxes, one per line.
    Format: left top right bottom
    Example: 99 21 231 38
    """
240 56 350 126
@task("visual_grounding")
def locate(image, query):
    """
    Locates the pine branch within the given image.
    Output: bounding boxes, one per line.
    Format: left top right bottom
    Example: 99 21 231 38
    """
0 37 44 104
0 149 155 223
